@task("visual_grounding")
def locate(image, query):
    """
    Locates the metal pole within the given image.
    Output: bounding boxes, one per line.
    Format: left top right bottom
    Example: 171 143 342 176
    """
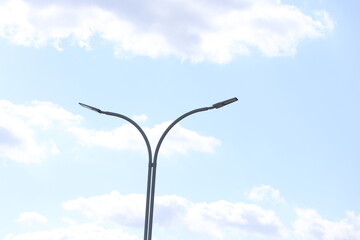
146 97 238 240
99 112 153 240
78 103 153 240
79 97 237 240
96 111 154 240
146 106 214 240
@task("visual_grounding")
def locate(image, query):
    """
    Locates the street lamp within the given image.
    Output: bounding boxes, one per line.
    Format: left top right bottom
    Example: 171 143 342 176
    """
79 97 238 240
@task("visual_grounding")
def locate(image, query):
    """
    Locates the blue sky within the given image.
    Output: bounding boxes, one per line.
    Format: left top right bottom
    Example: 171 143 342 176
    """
0 0 360 239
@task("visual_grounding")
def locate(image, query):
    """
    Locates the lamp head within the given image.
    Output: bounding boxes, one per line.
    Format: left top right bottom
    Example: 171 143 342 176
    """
79 103 102 113
212 97 238 109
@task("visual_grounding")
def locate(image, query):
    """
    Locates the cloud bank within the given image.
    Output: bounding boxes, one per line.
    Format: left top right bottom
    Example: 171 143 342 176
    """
294 209 360 240
0 0 333 63
63 190 288 238
5 223 140 240
6 187 360 239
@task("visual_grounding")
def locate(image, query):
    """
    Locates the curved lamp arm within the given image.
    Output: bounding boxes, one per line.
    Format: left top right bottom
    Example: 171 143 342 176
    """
147 97 238 239
79 103 153 240
79 103 152 161
154 97 238 162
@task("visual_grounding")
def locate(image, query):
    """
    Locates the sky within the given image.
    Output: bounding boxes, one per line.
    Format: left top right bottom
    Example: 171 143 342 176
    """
0 0 360 239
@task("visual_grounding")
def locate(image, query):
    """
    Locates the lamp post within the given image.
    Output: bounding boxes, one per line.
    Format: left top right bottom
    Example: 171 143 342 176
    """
79 97 238 240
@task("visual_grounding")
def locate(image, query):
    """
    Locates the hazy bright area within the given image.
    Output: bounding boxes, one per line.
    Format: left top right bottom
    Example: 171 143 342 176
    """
1 0 360 239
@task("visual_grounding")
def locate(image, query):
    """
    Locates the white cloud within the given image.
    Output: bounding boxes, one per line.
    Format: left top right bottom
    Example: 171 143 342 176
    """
63 191 288 238
10 191 360 240
15 211 48 224
247 184 285 203
61 217 77 226
4 223 140 240
63 191 145 228
148 121 221 155
187 200 288 238
69 124 147 152
0 100 82 164
132 114 148 123
70 121 221 156
294 209 360 240
0 0 333 63
0 100 219 164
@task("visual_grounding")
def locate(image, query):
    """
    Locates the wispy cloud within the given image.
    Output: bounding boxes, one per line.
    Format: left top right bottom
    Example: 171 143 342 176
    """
0 100 81 164
0 0 333 63
15 211 48 225
247 184 285 203
69 121 220 155
0 100 220 164
132 114 148 123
